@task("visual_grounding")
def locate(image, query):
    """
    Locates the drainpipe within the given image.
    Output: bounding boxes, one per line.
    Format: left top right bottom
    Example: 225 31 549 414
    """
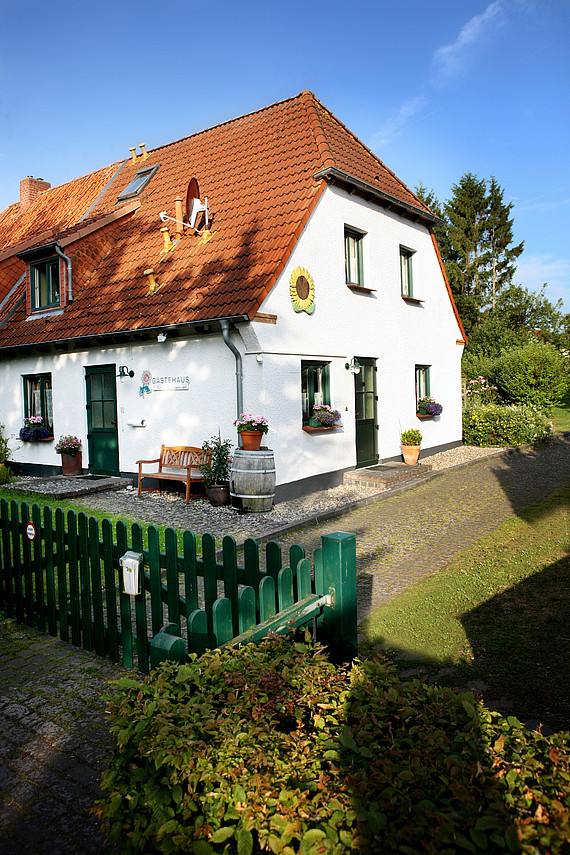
54 244 73 302
220 319 243 423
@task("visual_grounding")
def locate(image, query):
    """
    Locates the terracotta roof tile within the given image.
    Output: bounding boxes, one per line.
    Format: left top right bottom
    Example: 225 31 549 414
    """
0 92 437 350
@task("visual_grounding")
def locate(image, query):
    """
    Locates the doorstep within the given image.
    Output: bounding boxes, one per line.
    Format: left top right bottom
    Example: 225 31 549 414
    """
343 461 433 490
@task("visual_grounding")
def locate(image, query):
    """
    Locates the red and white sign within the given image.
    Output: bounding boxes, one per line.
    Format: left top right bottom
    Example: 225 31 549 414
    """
26 523 36 541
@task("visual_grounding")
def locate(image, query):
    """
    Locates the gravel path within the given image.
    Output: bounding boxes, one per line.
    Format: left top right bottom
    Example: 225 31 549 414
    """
68 444 510 544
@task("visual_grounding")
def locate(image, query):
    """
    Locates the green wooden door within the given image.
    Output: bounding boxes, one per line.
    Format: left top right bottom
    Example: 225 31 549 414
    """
354 358 378 468
85 365 120 475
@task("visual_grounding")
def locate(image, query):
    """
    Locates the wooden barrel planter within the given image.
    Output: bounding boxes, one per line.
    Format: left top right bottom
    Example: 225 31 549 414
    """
230 449 276 513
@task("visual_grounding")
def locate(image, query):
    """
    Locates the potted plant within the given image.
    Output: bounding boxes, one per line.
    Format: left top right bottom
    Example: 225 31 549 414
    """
55 435 83 476
417 396 443 417
199 435 233 505
19 416 52 442
400 428 422 466
233 414 269 451
310 405 342 428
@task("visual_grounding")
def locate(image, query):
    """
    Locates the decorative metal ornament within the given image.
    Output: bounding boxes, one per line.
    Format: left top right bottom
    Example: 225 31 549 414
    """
289 266 315 314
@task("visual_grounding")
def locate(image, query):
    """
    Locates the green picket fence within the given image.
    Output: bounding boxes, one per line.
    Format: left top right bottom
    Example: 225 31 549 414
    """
0 498 357 672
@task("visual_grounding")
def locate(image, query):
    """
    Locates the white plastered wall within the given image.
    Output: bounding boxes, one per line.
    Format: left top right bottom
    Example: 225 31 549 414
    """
237 184 465 487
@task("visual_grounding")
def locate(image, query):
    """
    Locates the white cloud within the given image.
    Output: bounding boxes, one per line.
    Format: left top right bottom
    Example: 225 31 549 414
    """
371 96 428 148
432 0 507 80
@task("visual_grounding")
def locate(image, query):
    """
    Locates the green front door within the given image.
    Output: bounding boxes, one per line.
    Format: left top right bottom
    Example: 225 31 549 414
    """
85 365 120 475
354 357 378 468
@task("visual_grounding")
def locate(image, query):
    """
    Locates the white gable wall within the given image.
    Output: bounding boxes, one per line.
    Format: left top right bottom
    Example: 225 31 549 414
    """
239 185 464 488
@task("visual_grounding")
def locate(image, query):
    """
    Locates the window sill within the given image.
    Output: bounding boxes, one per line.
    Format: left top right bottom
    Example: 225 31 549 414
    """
302 425 340 433
416 413 434 420
347 283 376 293
402 296 424 305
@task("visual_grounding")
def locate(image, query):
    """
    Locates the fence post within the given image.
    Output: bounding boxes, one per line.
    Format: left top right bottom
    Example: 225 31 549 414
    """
319 532 357 661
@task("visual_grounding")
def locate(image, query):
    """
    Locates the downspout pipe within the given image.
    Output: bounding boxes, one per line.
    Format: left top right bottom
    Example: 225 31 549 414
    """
54 244 73 302
220 319 243 423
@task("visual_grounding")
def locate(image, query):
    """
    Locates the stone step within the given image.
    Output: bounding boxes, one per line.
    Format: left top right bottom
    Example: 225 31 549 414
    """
343 461 433 490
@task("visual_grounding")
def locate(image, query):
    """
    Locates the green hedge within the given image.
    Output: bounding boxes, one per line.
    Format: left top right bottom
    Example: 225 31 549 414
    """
493 342 569 411
98 635 570 854
463 404 555 447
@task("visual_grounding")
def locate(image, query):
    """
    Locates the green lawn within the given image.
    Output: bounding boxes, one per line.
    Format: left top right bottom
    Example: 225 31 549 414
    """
0 487 192 552
362 482 570 732
552 388 570 432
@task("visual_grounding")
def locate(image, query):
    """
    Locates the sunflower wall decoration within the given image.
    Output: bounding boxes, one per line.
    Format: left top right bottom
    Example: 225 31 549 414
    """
289 267 315 314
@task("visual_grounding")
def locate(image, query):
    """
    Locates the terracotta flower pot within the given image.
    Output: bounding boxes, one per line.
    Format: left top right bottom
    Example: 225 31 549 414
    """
61 451 82 476
401 445 420 466
240 430 263 451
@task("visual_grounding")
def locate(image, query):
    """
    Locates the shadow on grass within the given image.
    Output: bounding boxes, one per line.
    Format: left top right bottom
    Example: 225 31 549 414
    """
364 551 570 735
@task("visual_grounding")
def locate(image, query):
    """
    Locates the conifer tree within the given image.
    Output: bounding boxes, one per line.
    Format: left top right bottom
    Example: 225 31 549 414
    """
486 176 524 308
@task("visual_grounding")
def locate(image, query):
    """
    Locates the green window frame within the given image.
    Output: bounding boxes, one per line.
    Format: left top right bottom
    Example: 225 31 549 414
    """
23 373 54 435
301 361 330 425
345 228 364 287
30 257 60 311
415 364 430 407
400 247 414 298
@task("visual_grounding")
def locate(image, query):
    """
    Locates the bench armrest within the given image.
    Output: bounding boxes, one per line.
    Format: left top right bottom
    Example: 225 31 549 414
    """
136 458 160 465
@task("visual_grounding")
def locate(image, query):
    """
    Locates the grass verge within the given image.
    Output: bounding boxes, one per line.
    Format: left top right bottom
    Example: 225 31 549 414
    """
552 388 570 432
0 486 194 552
361 481 570 732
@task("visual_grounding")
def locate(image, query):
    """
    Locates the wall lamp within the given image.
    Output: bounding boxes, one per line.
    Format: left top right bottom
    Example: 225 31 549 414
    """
118 365 135 378
345 358 361 375
157 333 167 343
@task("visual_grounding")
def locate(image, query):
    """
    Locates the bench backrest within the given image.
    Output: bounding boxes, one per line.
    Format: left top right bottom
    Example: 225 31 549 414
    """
159 446 210 473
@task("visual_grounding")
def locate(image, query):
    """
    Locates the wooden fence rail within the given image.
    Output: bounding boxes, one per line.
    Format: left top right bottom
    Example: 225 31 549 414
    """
0 498 357 672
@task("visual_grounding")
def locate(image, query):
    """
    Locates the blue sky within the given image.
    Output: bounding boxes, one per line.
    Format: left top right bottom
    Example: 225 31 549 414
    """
1 0 568 310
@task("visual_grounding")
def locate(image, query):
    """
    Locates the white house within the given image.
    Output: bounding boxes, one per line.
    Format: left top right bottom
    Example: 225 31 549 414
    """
0 92 466 501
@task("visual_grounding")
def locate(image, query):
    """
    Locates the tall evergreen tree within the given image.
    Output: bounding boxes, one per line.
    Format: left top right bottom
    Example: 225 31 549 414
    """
444 173 490 303
486 176 524 308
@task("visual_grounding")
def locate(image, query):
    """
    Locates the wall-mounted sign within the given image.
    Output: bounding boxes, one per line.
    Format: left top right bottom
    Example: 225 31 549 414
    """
289 266 315 314
139 370 190 397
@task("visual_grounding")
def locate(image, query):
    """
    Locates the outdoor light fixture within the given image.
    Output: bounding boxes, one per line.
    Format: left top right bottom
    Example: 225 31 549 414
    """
157 333 167 343
118 365 135 378
345 358 361 375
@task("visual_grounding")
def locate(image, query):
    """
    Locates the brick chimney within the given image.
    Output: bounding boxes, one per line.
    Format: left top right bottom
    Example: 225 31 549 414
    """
20 176 51 211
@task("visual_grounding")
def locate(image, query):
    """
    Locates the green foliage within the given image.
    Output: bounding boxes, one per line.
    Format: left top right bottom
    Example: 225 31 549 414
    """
493 342 569 411
99 635 570 854
0 463 11 484
0 423 10 465
463 404 555 446
400 428 422 445
199 435 233 487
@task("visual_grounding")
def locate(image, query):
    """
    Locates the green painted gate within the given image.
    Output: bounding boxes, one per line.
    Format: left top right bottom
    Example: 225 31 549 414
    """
85 365 120 476
354 357 378 468
0 498 357 673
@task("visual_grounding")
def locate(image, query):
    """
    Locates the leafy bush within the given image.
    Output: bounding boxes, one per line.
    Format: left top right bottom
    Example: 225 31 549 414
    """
0 423 9 465
400 428 422 445
462 351 500 384
463 404 555 447
98 635 570 854
493 342 569 411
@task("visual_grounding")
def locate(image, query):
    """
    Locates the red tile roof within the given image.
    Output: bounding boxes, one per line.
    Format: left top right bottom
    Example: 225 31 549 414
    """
0 92 439 350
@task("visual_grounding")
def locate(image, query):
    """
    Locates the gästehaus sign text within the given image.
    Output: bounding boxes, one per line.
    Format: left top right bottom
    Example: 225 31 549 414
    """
139 370 189 396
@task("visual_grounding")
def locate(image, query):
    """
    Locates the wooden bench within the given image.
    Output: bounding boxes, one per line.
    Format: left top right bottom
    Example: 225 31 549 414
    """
136 445 211 504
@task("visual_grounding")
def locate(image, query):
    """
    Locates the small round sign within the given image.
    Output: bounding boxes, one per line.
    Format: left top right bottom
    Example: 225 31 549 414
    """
26 523 36 541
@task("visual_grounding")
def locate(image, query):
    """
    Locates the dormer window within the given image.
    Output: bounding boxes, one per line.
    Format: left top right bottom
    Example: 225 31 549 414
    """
31 257 60 311
117 164 160 201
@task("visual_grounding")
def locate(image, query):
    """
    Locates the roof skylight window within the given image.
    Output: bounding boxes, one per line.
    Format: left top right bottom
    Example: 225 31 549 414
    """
117 164 160 202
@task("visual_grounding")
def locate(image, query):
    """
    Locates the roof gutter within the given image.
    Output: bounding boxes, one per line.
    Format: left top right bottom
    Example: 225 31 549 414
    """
313 166 442 225
220 319 243 424
54 244 73 302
